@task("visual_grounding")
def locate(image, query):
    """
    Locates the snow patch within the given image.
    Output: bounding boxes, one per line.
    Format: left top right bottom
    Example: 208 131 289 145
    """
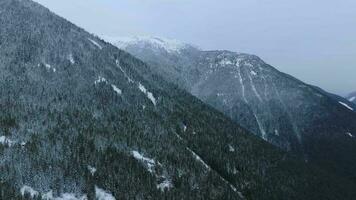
346 132 354 138
88 38 103 49
45 63 56 72
157 179 173 192
274 129 279 136
248 73 263 102
111 84 122 95
237 68 248 103
349 97 356 102
183 124 187 132
94 76 108 85
219 58 233 66
228 145 235 152
251 70 257 76
138 83 157 106
132 151 156 173
186 147 210 170
132 151 172 192
116 60 134 83
95 186 115 200
254 114 267 141
339 101 354 111
68 54 75 64
20 186 39 199
42 192 88 200
0 136 15 147
88 165 97 176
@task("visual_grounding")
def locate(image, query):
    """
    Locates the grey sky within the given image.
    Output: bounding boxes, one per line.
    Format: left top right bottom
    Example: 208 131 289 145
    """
34 0 356 95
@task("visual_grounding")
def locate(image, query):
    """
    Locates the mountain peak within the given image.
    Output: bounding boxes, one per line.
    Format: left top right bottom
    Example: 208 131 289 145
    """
102 35 196 53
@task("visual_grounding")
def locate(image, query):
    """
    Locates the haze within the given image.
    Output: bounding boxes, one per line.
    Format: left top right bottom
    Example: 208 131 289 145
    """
34 0 356 95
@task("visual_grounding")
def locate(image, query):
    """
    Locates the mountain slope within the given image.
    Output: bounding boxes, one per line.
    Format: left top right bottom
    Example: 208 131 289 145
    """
2 0 356 199
107 36 356 185
312 86 356 111
347 91 356 104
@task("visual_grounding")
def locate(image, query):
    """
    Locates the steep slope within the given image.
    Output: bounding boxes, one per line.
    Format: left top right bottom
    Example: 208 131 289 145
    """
107 36 356 185
3 0 356 199
312 86 356 111
347 91 356 104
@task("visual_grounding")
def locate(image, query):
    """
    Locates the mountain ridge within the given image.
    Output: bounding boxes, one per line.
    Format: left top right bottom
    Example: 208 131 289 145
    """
108 35 356 185
347 91 356 104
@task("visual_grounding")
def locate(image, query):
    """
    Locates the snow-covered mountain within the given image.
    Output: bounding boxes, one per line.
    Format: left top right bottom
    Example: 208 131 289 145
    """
347 91 356 104
4 0 356 199
104 36 194 54
108 36 356 185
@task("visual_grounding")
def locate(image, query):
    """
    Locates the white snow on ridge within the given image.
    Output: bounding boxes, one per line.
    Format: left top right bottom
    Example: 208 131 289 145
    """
88 38 103 50
20 186 39 199
339 101 354 111
95 186 116 200
349 97 356 102
103 36 189 53
138 83 157 106
111 84 122 95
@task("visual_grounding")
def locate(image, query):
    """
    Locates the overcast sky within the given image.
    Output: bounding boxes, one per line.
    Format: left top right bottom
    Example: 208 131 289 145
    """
34 0 356 95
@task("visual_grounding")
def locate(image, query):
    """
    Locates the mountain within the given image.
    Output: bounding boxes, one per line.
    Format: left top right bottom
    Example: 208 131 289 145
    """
312 86 356 111
347 91 356 104
106 36 356 185
3 0 356 199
